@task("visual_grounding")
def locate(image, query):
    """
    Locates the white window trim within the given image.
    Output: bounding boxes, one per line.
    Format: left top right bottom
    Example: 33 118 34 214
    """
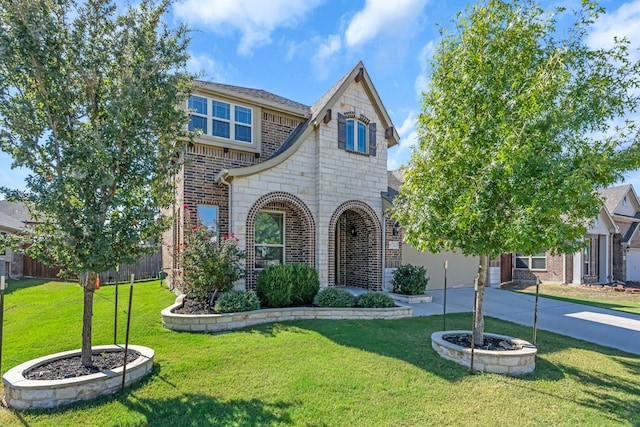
255 210 286 269
514 253 547 271
187 93 262 153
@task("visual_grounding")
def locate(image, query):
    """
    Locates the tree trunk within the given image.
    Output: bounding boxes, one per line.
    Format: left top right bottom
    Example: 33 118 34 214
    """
473 255 489 346
81 272 97 366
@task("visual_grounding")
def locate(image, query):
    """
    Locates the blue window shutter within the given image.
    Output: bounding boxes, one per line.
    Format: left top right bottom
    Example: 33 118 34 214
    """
338 113 346 149
369 122 377 156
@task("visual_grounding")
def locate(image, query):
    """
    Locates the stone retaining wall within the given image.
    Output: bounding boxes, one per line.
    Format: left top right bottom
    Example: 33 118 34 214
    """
2 345 154 409
162 295 412 332
431 330 536 376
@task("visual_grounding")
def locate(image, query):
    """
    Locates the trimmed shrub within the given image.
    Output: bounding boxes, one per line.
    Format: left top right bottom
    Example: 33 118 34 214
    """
313 287 355 308
392 264 429 295
290 263 320 305
214 290 260 313
256 265 293 308
356 291 396 308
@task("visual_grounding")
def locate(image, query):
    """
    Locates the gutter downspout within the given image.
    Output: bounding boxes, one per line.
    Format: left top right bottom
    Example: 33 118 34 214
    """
215 169 232 236
381 214 386 291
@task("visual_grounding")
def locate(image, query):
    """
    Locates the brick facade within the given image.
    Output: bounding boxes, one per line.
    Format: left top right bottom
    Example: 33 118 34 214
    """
513 252 575 284
245 192 316 289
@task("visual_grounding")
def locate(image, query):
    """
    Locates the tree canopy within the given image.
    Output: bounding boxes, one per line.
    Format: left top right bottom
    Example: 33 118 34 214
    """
394 0 640 259
0 0 193 364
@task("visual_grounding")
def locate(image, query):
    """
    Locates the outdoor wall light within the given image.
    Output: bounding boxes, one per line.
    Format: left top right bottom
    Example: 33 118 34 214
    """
392 223 400 236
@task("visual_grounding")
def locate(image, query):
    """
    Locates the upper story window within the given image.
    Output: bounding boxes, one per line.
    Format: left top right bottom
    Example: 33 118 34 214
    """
623 196 628 206
188 95 253 144
346 120 367 153
338 112 377 156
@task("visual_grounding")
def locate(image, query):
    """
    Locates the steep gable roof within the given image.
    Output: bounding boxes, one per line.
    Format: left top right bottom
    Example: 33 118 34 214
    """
220 62 400 180
598 184 640 216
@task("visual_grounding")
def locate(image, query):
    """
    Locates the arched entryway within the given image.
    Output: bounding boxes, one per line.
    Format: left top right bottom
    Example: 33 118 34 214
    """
246 192 315 289
328 201 381 290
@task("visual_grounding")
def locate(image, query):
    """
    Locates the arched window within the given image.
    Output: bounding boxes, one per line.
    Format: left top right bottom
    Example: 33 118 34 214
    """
337 112 377 156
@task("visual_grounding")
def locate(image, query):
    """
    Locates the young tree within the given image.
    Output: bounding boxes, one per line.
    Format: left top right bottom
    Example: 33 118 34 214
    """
0 0 192 365
393 0 640 345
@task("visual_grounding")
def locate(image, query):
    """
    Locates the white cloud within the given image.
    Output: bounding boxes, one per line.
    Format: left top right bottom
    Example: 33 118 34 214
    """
310 34 342 80
186 54 236 82
587 0 640 61
345 0 429 48
173 0 323 56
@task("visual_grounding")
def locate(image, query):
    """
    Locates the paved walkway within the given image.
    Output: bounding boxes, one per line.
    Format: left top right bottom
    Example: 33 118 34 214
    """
410 287 640 355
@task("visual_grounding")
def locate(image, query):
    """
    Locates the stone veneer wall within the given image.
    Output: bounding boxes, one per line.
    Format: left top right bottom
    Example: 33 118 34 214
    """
229 77 389 289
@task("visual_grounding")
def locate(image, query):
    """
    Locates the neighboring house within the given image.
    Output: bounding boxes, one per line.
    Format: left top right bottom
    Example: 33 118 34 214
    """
0 200 28 279
163 62 402 291
599 184 640 283
511 201 619 285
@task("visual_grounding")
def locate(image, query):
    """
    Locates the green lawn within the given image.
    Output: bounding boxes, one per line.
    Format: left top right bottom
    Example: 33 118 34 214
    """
502 282 640 315
0 279 638 426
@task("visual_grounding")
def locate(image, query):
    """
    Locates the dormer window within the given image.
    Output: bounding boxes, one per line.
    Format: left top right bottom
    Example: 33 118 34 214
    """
188 95 254 145
337 112 377 156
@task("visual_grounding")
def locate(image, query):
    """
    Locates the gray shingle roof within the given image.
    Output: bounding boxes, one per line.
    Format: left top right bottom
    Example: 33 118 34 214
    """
598 184 632 214
195 81 311 116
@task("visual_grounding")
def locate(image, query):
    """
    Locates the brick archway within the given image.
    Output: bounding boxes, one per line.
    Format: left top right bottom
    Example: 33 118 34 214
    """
246 192 315 289
328 201 382 290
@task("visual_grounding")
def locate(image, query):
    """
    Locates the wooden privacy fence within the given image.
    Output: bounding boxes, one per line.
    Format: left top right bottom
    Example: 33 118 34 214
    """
97 249 163 284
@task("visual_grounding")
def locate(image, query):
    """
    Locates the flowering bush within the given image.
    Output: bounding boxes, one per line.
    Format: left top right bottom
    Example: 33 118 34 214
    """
174 206 246 305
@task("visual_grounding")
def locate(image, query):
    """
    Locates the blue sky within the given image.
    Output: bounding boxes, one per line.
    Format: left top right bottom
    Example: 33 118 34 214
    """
1 0 639 196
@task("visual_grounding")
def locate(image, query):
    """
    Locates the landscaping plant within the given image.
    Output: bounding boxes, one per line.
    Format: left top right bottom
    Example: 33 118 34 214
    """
290 263 320 305
214 290 260 313
391 264 429 295
176 206 246 307
356 291 396 308
313 287 355 308
256 264 294 307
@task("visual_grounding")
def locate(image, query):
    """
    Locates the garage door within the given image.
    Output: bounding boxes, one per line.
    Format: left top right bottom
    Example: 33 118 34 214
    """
627 249 640 282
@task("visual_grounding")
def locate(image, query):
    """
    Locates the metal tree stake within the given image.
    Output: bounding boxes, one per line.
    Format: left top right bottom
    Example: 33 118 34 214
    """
121 273 134 392
443 260 448 331
533 276 540 345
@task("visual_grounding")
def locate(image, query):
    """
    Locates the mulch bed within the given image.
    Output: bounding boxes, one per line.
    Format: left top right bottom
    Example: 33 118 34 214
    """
443 333 522 351
173 298 217 315
582 282 640 293
24 350 141 381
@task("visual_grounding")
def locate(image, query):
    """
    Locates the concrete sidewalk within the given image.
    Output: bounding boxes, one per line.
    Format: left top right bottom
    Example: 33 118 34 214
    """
410 287 640 355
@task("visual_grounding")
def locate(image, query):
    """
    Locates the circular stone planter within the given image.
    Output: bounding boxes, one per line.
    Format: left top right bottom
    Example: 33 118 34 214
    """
2 344 154 410
431 330 536 376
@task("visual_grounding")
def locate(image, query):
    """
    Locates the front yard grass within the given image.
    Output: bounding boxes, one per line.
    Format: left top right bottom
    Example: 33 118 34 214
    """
502 282 640 315
0 279 638 426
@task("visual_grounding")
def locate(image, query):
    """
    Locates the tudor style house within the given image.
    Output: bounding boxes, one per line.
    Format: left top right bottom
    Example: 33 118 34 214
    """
163 62 403 291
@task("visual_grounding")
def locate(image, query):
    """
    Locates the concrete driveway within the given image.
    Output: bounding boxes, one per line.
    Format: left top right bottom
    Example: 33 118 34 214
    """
411 287 640 355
